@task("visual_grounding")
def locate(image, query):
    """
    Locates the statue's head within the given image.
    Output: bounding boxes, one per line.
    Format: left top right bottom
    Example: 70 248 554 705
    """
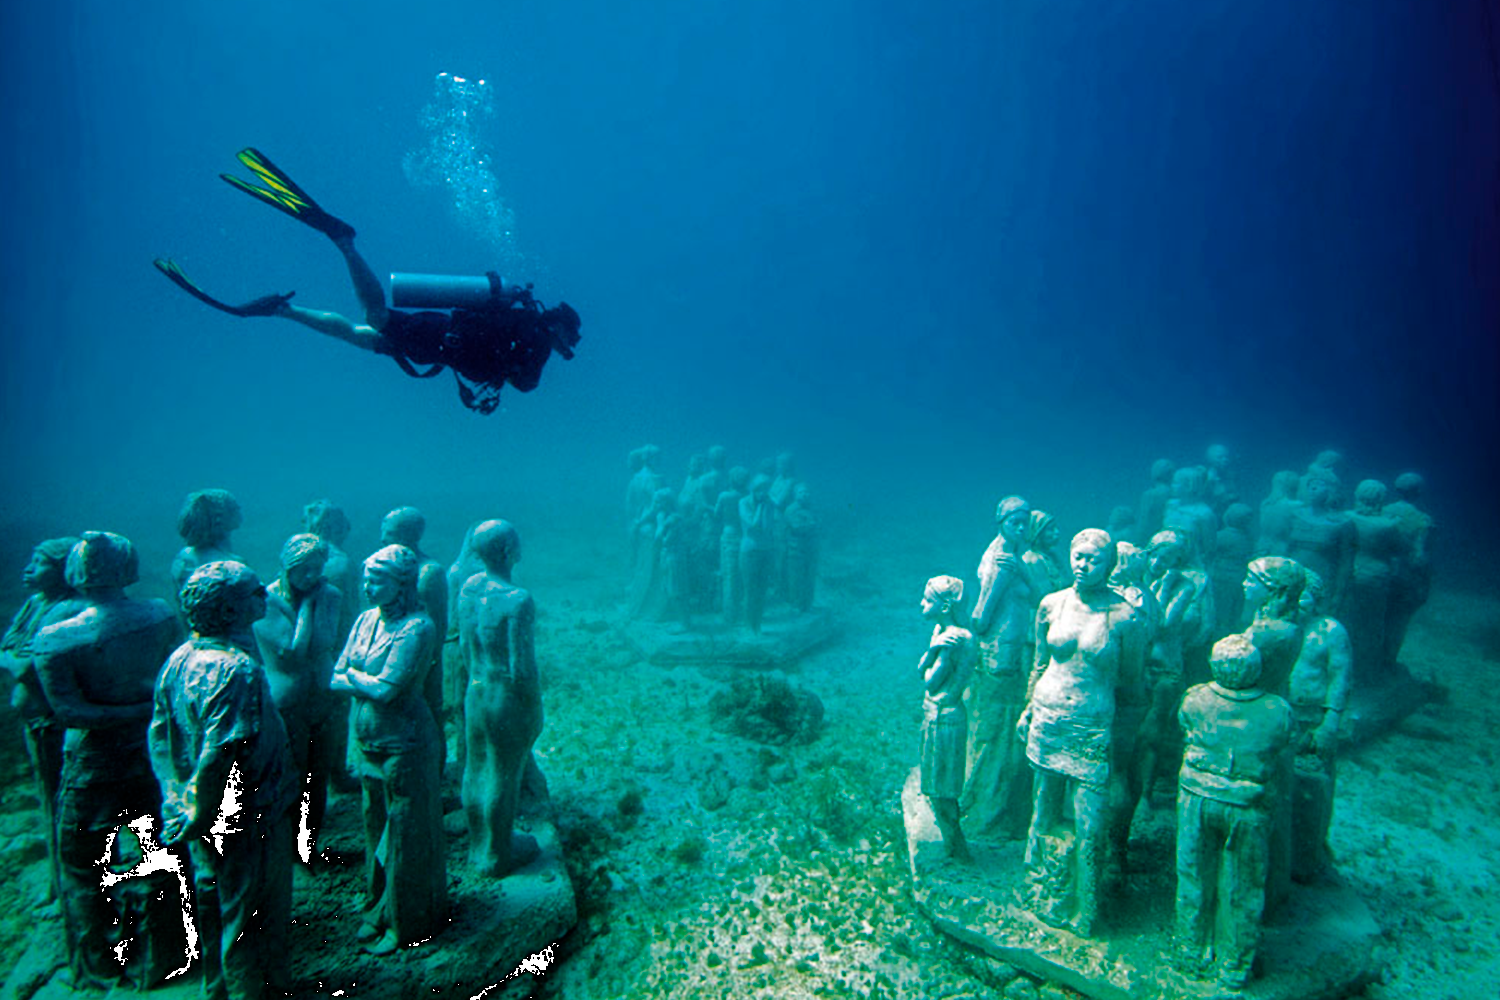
1299 568 1328 617
687 453 707 476
994 496 1031 545
707 445 727 470
24 536 80 596
65 531 139 591
180 561 266 638
1106 506 1136 534
1205 444 1231 471
1025 510 1059 550
381 506 426 548
1269 470 1301 501
1353 479 1388 514
775 451 796 476
176 489 242 548
1298 468 1338 507
728 466 750 492
921 574 965 624
472 520 521 576
1069 529 1117 589
1222 503 1254 530
302 499 351 546
749 475 772 500
1111 541 1146 588
1244 556 1305 618
1150 458 1176 485
792 483 811 505
1171 466 1207 501
279 533 330 595
1310 449 1345 475
363 544 421 616
1147 529 1187 573
1393 472 1424 501
1209 633 1262 690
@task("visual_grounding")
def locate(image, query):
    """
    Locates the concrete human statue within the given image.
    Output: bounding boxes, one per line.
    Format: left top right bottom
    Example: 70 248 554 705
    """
1022 509 1068 598
783 483 819 613
961 496 1037 840
303 498 360 642
332 544 446 954
32 532 182 989
678 453 710 516
1307 450 1349 506
739 475 775 633
699 444 730 507
1105 505 1137 547
252 533 343 861
1345 479 1409 683
1381 472 1433 667
1289 570 1352 883
713 466 751 624
0 537 83 903
917 575 975 862
1161 466 1216 568
151 560 296 1000
1137 458 1177 543
1204 443 1239 514
1175 633 1293 992
458 520 545 877
1285 470 1354 610
1211 502 1256 635
170 489 244 608
380 506 448 757
444 522 486 774
769 451 799 598
1018 529 1147 936
1256 470 1303 556
626 444 664 551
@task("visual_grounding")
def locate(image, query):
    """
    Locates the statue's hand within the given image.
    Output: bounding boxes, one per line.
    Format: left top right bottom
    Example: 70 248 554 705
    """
1015 706 1032 742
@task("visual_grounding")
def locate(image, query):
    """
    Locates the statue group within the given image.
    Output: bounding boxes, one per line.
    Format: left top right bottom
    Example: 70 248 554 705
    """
1 492 560 997
913 445 1432 994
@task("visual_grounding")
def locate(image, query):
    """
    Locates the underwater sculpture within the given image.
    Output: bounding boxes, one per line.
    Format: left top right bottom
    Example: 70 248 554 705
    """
458 520 545 877
1381 472 1433 667
626 445 665 551
961 496 1037 841
303 498 360 643
253 534 344 859
1345 480 1408 683
713 467 751 624
332 544 446 955
152 560 296 1000
1019 528 1147 935
1161 466 1216 569
783 483 819 613
32 532 182 989
380 506 449 755
1255 469 1303 557
739 475 775 633
769 451 799 599
1022 509 1068 598
1285 470 1354 608
0 536 82 902
1135 458 1176 543
917 575 975 861
170 488 244 608
1203 442 1239 514
1211 502 1256 635
1175 633 1292 992
1289 570 1352 883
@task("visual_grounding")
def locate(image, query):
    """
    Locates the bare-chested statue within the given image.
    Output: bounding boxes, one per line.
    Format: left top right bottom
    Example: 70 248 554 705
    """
153 561 296 1000
1136 458 1176 543
33 532 182 988
1162 466 1217 568
713 467 751 624
0 537 83 901
1289 570 1352 883
170 489 243 607
739 475 775 633
1285 470 1354 609
1018 529 1148 936
459 520 545 877
917 575 975 861
1256 470 1303 557
783 483 819 613
1381 472 1433 667
303 498 360 643
960 496 1036 840
253 534 343 860
1345 480 1409 683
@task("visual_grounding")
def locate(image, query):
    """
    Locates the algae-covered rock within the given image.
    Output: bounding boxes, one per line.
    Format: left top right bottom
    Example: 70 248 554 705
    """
709 675 824 745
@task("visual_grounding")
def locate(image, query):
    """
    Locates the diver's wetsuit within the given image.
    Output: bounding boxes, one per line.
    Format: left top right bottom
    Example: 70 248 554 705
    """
375 305 554 409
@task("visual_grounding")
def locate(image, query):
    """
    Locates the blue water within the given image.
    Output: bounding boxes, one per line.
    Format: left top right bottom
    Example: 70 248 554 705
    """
0 0 1495 584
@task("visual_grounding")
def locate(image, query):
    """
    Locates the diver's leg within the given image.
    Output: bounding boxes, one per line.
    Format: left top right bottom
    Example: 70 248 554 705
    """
330 234 390 331
276 301 385 353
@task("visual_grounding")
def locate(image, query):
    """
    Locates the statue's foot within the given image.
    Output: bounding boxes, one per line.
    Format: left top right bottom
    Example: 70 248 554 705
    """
361 930 399 956
355 918 382 944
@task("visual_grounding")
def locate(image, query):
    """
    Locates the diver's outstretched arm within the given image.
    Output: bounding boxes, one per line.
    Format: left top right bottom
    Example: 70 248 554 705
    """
330 234 390 331
276 301 385 353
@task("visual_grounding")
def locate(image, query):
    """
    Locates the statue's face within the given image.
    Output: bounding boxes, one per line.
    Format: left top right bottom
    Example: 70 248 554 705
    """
1040 524 1061 549
1207 445 1229 470
285 561 324 596
1243 572 1270 608
1071 539 1112 588
1303 477 1329 507
363 566 400 608
999 511 1030 544
919 594 943 622
1149 543 1181 576
22 550 65 594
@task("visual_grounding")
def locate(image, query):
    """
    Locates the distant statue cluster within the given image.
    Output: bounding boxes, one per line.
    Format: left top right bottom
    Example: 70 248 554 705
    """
0 492 551 997
915 444 1433 991
625 444 818 632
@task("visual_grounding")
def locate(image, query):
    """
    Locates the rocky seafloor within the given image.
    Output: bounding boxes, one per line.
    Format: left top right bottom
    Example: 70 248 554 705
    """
0 510 1495 998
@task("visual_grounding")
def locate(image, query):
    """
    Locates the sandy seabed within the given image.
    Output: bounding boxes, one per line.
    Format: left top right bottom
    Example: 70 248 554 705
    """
0 500 1495 999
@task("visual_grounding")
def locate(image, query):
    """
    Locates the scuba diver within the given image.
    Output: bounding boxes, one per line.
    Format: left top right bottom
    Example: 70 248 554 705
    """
155 148 581 415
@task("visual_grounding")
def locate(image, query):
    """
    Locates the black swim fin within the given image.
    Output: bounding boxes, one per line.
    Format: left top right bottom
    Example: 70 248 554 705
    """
219 148 356 241
153 258 295 317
